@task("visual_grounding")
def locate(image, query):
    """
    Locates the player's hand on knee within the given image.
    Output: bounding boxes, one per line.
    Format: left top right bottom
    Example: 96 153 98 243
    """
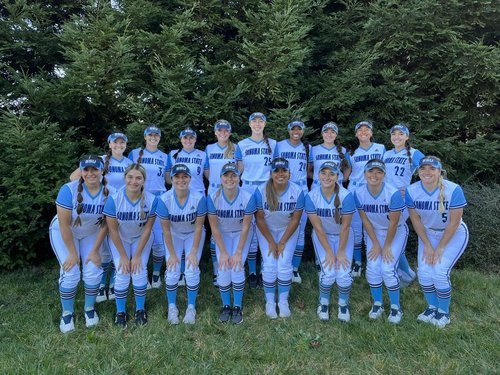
219 252 230 271
382 245 394 263
435 247 444 264
230 253 243 271
422 245 434 265
336 253 349 270
268 242 278 258
187 251 199 269
85 251 101 268
367 244 382 261
63 252 80 272
130 256 142 274
323 252 336 271
119 256 131 274
167 255 179 271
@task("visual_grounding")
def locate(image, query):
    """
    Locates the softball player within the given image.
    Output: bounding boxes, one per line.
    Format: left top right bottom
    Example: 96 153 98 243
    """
348 121 386 277
205 120 236 286
306 161 355 322
384 124 425 287
128 125 168 289
235 112 277 288
354 159 409 324
104 163 158 327
207 163 256 324
406 156 468 328
157 164 207 325
309 122 352 187
254 158 304 319
274 120 310 284
70 133 133 302
50 155 112 333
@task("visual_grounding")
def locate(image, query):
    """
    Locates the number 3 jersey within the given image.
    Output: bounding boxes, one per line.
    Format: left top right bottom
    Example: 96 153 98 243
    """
405 180 467 230
128 148 169 194
235 137 277 184
156 190 207 234
103 188 158 241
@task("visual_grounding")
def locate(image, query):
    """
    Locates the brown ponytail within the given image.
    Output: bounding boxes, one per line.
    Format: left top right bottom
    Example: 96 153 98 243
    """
73 177 84 227
265 178 279 211
263 130 272 155
335 139 349 173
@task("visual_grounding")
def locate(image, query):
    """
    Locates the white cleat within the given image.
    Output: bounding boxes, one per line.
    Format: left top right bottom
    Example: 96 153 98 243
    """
183 305 196 324
317 304 329 321
59 313 75 334
85 309 100 328
167 305 180 325
265 302 278 319
368 304 384 320
417 307 437 323
338 304 351 322
278 301 291 318
388 306 403 324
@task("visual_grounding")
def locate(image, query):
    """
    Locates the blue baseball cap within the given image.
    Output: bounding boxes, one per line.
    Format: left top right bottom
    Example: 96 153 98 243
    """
322 122 339 134
179 129 197 138
220 163 240 177
364 160 386 173
171 164 191 177
144 126 161 136
355 120 373 132
108 132 128 142
79 155 103 170
214 120 232 132
249 112 267 122
271 158 289 172
319 161 340 174
419 157 442 169
287 120 305 130
390 124 410 136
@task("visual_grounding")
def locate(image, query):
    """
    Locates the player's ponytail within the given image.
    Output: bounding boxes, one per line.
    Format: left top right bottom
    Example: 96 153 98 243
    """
263 130 272 155
74 177 84 227
438 174 446 214
335 139 349 173
405 140 412 168
137 145 145 165
265 177 279 211
333 182 341 224
139 185 146 220
224 141 235 159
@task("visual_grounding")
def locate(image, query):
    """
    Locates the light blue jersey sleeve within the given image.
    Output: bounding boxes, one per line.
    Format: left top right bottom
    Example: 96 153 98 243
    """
254 189 263 209
149 197 158 217
103 196 117 217
389 190 405 211
56 185 73 210
156 198 170 220
342 193 356 215
204 156 209 170
245 195 257 215
127 149 136 162
353 191 361 209
197 196 207 216
273 143 280 158
206 195 216 215
305 194 316 214
235 144 243 162
165 154 172 172
405 189 415 208
295 191 305 211
411 149 425 172
450 186 467 208
345 152 352 167
308 148 314 163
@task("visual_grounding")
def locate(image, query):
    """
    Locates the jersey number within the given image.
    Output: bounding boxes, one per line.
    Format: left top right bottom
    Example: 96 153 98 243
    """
157 167 163 177
298 162 305 172
394 166 405 177
441 213 448 223
264 157 271 166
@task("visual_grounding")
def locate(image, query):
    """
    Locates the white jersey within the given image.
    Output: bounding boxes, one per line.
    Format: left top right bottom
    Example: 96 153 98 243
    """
54 180 115 239
405 180 467 230
349 143 386 189
235 137 277 184
103 188 157 241
102 155 133 189
309 144 351 185
128 148 168 194
305 185 356 235
207 188 256 233
354 183 406 230
383 148 425 190
167 148 208 193
274 140 310 190
205 143 236 193
156 190 207 234
254 182 305 230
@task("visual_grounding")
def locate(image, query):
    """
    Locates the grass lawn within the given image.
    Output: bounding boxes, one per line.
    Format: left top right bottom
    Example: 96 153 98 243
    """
0 260 498 374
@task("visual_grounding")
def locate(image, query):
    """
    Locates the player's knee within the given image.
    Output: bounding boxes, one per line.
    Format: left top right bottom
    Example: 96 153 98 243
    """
231 270 245 285
131 270 148 287
82 261 102 286
60 269 80 289
184 268 200 286
217 270 231 287
114 272 131 291
165 269 181 285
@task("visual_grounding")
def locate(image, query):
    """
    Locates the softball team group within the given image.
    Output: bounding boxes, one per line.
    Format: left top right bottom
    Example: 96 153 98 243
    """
50 114 468 333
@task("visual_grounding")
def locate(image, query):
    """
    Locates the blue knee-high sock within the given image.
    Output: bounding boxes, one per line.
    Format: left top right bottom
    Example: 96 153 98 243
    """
436 287 452 314
109 262 116 288
166 283 178 306
219 284 231 306
59 285 77 315
387 286 400 309
354 244 362 263
397 254 411 274
319 281 332 305
84 283 100 311
278 279 291 303
100 262 110 287
420 284 438 308
181 252 185 274
338 284 351 305
210 240 218 276
292 245 304 270
115 288 128 313
232 281 245 308
369 283 383 305
187 283 199 307
133 284 147 311
247 250 257 275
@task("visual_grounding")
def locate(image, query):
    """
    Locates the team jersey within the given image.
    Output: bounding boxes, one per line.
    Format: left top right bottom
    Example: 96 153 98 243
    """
128 148 168 194
235 137 277 183
102 155 133 189
254 181 304 230
383 148 425 190
167 148 208 193
354 183 406 230
103 188 157 241
156 190 207 234
309 144 351 185
207 188 256 233
405 180 467 230
349 143 386 189
55 180 115 239
274 140 310 190
305 185 356 235
205 143 236 192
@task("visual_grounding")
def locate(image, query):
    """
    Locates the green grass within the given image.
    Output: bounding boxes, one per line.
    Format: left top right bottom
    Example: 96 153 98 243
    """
0 261 499 374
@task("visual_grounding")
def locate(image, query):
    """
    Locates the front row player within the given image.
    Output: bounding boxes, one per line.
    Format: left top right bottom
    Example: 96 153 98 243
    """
104 163 157 327
406 156 469 328
207 163 255 324
354 159 409 324
306 161 355 322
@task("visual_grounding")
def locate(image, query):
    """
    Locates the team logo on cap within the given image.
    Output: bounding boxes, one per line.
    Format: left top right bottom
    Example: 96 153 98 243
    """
171 164 191 176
